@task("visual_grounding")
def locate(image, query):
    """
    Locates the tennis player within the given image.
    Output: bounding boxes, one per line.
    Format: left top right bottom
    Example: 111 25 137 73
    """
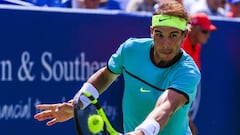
34 0 201 135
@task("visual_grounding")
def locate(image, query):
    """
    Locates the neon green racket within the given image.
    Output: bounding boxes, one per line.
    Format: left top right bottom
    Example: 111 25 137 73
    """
73 91 122 135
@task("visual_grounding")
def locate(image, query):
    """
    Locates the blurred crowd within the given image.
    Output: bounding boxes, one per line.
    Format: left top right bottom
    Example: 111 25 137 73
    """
1 0 240 18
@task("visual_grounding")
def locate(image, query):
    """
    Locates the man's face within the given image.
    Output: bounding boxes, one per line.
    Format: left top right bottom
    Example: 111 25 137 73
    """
230 2 240 17
84 0 100 9
208 0 225 10
196 26 211 44
150 26 186 63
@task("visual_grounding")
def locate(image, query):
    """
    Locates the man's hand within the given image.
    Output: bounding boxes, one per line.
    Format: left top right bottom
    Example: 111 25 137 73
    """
34 102 73 126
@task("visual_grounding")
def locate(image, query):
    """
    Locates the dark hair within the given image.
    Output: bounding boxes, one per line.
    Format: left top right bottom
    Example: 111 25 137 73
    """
153 0 191 24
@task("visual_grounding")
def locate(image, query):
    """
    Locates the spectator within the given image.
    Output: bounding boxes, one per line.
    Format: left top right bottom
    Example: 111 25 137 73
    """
22 0 70 7
126 0 158 13
113 0 128 10
181 13 217 135
182 13 216 69
189 0 226 16
104 0 122 10
71 0 106 9
226 0 240 17
183 0 200 13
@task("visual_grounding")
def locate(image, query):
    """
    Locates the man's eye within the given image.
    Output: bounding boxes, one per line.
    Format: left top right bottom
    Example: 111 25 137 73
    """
169 34 178 38
155 33 163 37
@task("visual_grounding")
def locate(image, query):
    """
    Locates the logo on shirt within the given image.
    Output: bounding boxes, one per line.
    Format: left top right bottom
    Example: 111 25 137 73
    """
139 87 151 93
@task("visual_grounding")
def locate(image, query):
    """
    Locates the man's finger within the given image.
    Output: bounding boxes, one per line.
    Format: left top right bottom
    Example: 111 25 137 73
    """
35 104 58 110
34 110 53 121
47 118 57 126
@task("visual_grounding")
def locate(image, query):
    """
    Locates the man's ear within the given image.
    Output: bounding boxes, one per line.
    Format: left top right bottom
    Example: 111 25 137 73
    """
150 26 154 38
183 30 189 38
182 30 189 40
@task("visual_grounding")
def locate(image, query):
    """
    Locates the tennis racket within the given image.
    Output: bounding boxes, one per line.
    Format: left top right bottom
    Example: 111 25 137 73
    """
73 91 122 135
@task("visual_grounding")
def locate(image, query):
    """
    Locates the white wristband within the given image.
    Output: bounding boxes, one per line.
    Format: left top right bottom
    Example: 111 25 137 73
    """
135 119 160 135
74 82 99 110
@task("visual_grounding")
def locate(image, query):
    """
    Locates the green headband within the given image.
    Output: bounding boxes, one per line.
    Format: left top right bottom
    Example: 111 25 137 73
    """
152 15 187 31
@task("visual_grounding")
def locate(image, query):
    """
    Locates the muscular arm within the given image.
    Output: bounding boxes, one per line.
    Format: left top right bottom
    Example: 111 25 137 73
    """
34 66 119 126
87 66 120 94
147 89 187 129
74 66 119 109
129 89 188 135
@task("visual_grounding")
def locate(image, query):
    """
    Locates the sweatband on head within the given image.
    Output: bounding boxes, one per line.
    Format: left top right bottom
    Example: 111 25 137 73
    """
73 82 99 110
152 15 187 31
135 119 160 135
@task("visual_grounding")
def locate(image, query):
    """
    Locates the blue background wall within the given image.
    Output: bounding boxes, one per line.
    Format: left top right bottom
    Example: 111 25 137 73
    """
0 5 239 135
197 18 240 135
